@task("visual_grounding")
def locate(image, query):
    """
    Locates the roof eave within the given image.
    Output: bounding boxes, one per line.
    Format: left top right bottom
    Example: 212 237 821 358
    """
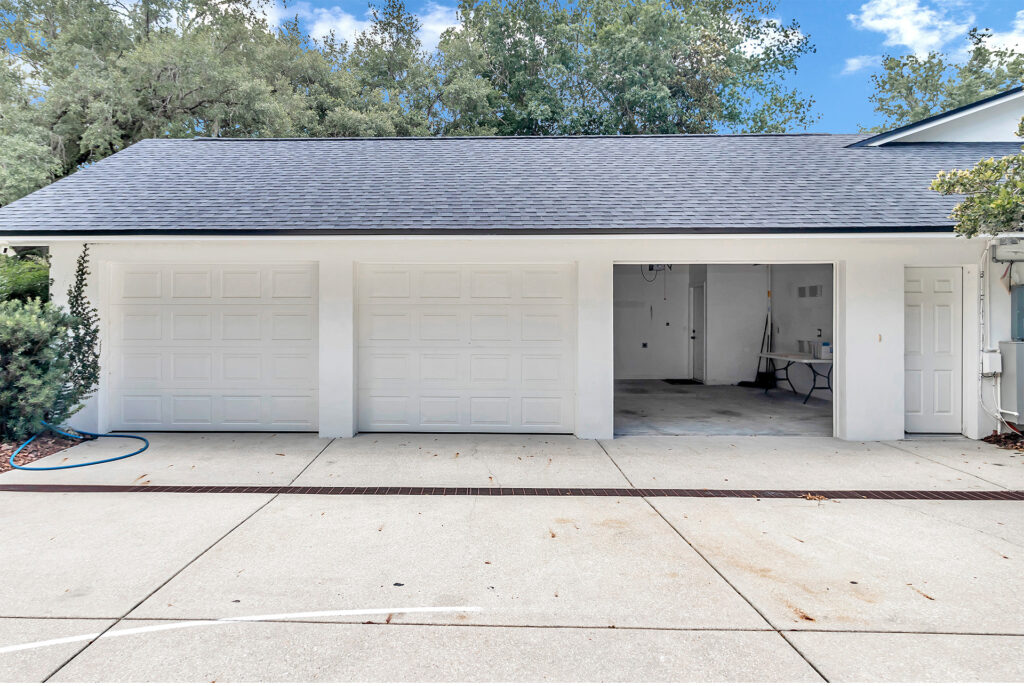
0 225 958 238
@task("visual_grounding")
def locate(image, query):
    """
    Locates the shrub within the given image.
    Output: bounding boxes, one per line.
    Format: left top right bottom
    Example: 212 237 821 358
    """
0 247 101 441
0 299 75 440
0 253 50 302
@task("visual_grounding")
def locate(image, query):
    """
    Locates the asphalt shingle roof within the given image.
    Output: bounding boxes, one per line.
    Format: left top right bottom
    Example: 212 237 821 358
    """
0 135 1020 235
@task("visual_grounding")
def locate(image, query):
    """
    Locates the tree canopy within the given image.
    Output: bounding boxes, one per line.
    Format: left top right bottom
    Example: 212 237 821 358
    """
1 0 816 205
931 115 1024 238
865 29 1024 131
433 0 815 136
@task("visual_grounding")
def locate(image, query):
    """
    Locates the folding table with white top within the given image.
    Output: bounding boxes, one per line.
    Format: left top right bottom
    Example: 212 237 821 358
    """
759 352 833 404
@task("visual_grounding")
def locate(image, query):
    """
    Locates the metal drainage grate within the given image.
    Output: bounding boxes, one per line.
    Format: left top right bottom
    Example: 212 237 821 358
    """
0 484 1020 500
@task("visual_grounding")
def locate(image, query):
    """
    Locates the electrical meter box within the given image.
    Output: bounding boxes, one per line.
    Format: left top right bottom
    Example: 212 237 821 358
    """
999 341 1024 418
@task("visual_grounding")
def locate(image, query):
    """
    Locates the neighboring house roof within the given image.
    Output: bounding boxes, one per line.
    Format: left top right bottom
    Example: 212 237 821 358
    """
0 134 1020 236
854 86 1024 147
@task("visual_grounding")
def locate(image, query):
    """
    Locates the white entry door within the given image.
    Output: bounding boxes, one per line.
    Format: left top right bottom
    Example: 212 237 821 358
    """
905 267 963 433
108 263 318 431
357 264 576 432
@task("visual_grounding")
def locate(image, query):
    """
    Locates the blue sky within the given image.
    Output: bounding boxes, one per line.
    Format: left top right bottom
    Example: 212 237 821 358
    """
265 0 1024 133
774 0 1024 131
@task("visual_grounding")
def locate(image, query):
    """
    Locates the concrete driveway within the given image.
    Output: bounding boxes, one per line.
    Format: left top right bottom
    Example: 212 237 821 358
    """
0 434 1022 681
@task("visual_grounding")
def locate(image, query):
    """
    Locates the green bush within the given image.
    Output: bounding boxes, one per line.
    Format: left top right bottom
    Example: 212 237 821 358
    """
0 247 101 441
0 254 50 302
0 299 76 440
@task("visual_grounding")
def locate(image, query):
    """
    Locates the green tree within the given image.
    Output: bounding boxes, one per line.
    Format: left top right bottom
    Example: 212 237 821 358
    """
0 0 415 204
348 0 439 136
435 0 575 135
570 0 731 134
436 0 816 135
867 29 1024 131
0 252 49 302
0 58 61 205
931 117 1024 238
0 299 75 440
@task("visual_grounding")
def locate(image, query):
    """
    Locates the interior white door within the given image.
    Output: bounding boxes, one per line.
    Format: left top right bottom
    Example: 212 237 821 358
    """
357 264 576 432
108 263 318 431
905 267 963 433
690 284 706 382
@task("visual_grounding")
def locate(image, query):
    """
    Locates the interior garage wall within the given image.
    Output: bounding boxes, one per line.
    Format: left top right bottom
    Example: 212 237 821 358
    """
613 264 691 379
770 264 834 399
703 264 769 385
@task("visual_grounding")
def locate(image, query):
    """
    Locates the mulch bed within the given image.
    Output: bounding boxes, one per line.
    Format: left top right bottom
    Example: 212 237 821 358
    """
0 434 87 473
981 431 1024 451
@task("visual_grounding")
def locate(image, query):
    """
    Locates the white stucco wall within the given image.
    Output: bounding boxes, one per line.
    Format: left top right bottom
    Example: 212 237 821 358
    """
318 255 356 437
703 264 768 386
26 232 999 442
613 264 691 379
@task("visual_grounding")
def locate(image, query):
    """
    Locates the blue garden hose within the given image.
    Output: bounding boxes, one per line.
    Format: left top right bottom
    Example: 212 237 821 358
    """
8 422 149 471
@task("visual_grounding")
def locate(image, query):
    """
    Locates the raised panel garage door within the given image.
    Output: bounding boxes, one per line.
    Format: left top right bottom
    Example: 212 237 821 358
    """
108 264 318 431
357 264 576 432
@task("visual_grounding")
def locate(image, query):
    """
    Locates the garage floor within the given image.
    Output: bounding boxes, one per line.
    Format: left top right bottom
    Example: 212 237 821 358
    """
615 380 832 436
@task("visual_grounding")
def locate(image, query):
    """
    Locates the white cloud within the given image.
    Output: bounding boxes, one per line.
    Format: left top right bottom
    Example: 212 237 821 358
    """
418 3 459 51
841 54 882 74
308 5 372 44
847 0 972 56
737 17 806 58
261 2 370 43
260 1 290 28
985 9 1024 52
261 1 457 51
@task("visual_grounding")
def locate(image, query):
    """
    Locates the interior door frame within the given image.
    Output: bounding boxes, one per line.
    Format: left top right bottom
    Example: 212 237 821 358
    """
688 283 706 383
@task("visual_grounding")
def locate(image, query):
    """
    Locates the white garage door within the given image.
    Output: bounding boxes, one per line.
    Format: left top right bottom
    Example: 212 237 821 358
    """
108 263 318 431
357 264 576 432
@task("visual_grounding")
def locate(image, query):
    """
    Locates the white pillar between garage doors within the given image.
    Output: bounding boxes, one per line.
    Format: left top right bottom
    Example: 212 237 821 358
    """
318 255 356 438
835 258 906 441
575 258 615 439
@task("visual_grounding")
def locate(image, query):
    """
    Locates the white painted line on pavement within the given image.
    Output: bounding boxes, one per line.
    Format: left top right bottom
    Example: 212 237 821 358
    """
0 606 483 655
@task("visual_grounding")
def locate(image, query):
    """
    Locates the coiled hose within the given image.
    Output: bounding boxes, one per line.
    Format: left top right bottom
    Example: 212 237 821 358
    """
8 422 149 471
